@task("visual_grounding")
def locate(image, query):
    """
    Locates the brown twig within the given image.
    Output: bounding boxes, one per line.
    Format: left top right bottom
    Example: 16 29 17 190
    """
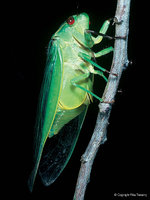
73 0 131 199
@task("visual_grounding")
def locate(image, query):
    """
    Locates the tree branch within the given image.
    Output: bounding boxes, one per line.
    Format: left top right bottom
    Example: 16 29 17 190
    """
73 0 131 199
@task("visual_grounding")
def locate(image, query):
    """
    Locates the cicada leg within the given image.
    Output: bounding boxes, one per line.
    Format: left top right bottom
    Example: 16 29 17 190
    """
78 52 117 78
70 72 103 102
91 19 111 44
94 46 113 58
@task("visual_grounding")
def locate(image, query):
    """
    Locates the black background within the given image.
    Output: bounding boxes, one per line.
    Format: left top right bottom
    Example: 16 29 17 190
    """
9 0 149 199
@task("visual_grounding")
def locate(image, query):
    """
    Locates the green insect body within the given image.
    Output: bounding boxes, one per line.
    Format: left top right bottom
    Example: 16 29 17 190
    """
28 13 113 191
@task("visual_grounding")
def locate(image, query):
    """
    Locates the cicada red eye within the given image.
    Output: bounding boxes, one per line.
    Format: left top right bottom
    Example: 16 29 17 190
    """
66 16 75 25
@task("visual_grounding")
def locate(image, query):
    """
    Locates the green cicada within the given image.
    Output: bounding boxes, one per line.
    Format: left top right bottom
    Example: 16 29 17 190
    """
28 12 114 191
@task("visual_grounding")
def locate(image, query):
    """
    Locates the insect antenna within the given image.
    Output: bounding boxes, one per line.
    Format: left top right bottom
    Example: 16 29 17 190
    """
76 1 79 16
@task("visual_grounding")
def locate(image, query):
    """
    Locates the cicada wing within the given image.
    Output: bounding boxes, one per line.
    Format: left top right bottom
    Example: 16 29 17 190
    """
39 106 88 186
28 39 63 192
